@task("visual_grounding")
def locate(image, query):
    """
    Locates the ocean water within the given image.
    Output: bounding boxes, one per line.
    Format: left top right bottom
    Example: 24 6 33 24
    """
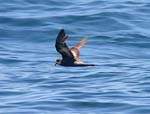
0 0 150 114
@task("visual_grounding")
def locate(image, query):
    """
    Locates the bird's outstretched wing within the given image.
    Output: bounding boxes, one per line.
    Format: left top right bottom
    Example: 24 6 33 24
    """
55 29 75 64
73 37 88 49
70 37 88 59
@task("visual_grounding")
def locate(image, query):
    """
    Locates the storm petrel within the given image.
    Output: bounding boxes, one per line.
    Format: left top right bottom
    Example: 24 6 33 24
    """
55 29 95 66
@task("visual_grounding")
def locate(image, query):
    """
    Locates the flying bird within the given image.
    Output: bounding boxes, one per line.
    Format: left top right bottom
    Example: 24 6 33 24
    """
55 29 95 66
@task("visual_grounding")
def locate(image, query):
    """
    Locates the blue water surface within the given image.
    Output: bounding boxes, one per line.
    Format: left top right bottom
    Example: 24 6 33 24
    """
0 0 150 114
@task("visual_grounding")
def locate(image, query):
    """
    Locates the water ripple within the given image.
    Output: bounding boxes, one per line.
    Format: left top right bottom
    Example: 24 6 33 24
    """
0 0 150 114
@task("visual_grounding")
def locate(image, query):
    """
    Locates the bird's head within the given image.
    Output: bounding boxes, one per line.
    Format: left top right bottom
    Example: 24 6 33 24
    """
55 59 62 66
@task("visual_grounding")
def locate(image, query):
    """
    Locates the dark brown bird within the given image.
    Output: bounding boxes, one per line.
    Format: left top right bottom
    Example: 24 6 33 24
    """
55 29 95 66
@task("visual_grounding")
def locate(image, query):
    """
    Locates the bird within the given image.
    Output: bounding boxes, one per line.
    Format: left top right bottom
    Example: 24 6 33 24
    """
55 29 95 66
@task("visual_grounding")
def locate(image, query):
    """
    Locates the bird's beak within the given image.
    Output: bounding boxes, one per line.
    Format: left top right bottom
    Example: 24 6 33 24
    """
55 63 57 66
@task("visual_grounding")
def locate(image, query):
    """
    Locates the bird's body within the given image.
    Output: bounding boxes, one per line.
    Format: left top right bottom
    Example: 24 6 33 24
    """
55 29 95 66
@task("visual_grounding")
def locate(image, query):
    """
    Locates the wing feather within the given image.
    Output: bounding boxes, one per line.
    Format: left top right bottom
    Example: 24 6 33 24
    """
73 37 88 49
55 29 75 63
